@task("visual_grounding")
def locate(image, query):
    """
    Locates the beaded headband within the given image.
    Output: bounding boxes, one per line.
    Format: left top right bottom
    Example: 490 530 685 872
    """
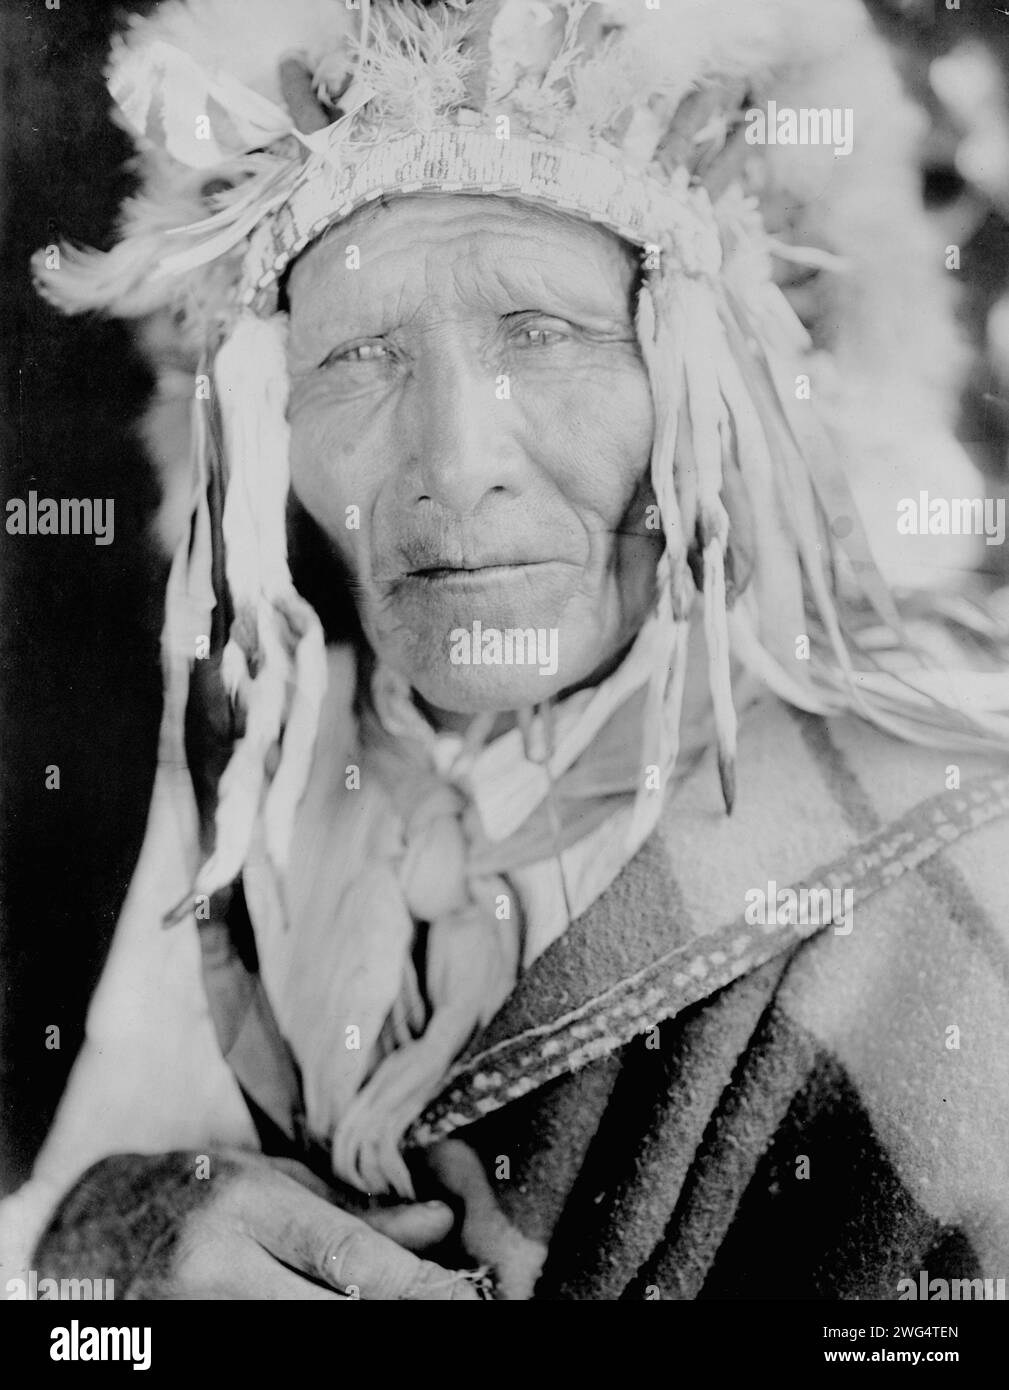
241 127 722 311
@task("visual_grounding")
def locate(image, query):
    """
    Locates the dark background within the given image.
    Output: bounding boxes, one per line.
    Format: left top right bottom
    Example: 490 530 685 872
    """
1 0 165 1189
2 0 1008 1195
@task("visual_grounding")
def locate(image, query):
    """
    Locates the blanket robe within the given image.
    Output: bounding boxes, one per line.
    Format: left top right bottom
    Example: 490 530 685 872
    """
3 690 1009 1300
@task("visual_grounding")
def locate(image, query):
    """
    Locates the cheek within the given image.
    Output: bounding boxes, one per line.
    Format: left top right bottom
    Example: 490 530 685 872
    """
525 356 654 524
288 395 378 572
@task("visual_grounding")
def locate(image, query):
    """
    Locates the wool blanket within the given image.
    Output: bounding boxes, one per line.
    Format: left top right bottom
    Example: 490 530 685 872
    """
3 693 1009 1299
290 699 1009 1298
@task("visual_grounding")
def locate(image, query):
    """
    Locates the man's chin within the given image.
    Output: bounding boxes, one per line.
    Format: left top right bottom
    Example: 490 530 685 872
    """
407 662 576 720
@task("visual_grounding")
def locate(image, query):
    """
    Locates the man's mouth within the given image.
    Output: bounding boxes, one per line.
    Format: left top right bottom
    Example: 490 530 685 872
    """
401 558 569 590
379 555 584 624
408 561 544 580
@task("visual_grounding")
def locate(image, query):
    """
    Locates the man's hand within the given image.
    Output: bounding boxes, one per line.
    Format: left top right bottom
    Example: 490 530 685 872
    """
33 1149 481 1300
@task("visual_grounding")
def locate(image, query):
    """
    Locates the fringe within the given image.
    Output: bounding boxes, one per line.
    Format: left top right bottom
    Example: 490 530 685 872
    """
194 312 327 896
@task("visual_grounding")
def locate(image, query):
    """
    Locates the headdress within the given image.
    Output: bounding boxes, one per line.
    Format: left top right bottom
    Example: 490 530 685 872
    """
35 0 1009 1193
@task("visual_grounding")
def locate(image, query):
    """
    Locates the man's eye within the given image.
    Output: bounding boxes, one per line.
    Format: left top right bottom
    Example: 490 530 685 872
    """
321 340 392 367
506 314 574 349
520 327 565 347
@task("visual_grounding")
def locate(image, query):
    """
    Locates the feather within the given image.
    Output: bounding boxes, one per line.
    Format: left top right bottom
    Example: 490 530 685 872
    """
729 283 907 642
727 598 834 716
351 0 473 129
108 0 354 112
713 310 809 675
195 313 328 894
635 282 693 618
108 39 296 169
32 238 166 319
680 276 736 811
261 597 328 874
702 537 737 813
195 605 289 893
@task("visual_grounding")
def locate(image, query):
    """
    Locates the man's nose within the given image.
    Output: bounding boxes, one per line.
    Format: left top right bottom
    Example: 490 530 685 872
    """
405 349 524 516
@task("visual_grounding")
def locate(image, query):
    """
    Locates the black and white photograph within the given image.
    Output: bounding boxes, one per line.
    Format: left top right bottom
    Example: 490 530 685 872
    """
2 0 1009 1351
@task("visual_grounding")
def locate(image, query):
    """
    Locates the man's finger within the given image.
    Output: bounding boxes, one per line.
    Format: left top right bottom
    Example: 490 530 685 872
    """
249 1172 480 1300
167 1231 344 1301
265 1157 454 1251
267 1156 341 1201
362 1200 456 1252
229 1246 350 1301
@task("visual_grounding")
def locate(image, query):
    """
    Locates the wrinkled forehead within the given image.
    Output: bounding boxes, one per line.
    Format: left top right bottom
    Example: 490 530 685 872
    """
284 192 642 331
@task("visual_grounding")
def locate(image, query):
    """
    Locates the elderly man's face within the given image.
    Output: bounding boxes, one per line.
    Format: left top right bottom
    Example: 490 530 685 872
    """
287 195 660 718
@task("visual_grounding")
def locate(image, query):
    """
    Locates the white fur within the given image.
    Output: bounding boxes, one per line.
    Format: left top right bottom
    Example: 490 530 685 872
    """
111 0 354 107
